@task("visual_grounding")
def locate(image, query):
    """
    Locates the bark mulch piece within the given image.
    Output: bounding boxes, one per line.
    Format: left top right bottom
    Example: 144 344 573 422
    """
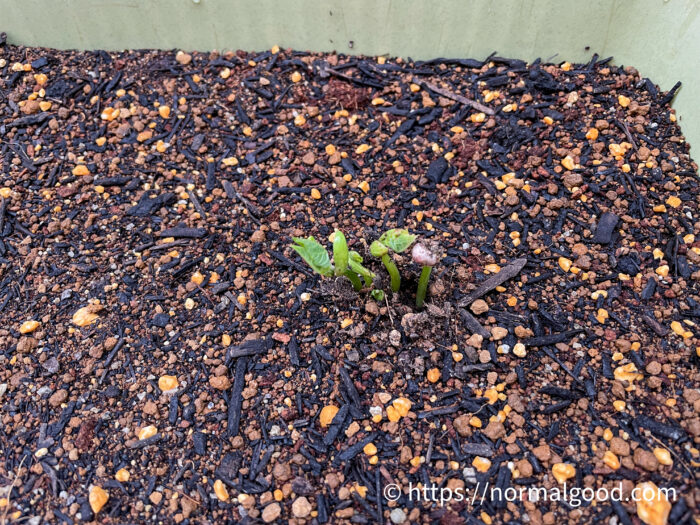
0 42 698 524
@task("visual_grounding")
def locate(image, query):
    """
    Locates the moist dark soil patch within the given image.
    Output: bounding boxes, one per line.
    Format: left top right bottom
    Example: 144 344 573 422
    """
0 42 698 525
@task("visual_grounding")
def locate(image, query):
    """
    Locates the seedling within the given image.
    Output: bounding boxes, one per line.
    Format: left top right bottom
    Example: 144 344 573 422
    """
371 289 385 301
370 228 416 292
291 232 374 292
412 243 438 309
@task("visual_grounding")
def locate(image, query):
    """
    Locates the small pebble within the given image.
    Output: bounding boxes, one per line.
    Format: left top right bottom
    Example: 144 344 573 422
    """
390 508 406 524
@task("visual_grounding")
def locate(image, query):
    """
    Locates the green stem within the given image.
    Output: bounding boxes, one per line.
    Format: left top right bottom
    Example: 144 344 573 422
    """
382 254 401 292
343 270 363 291
416 266 432 309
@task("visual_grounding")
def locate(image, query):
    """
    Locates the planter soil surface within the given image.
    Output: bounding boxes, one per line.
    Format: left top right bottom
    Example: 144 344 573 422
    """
0 40 698 525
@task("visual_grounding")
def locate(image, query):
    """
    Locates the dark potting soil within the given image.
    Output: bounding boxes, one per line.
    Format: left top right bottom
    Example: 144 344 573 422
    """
0 41 698 524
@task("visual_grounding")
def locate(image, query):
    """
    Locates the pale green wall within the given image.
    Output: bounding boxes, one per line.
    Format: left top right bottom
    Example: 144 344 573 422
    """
3 0 699 152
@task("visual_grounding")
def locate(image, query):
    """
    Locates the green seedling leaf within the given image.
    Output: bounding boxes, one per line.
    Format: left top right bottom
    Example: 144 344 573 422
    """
332 230 349 276
349 250 364 263
291 236 334 277
371 289 385 301
379 229 416 253
369 240 388 258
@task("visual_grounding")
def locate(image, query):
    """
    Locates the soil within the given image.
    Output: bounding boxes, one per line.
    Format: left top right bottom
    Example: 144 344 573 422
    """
0 41 698 525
